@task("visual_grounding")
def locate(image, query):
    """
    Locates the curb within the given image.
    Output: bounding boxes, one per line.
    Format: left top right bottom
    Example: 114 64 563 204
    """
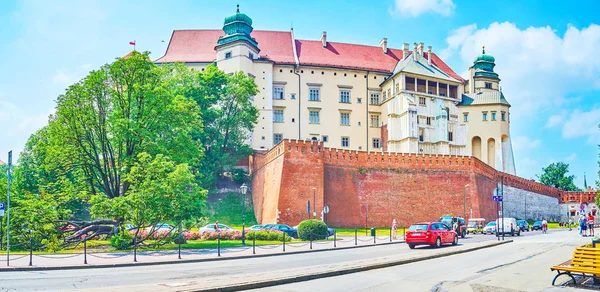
0 239 405 272
197 240 513 292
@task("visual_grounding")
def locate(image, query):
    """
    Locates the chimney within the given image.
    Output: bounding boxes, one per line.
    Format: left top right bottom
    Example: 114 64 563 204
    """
320 31 327 47
379 38 388 54
427 46 432 65
418 42 424 55
402 43 409 60
413 43 418 61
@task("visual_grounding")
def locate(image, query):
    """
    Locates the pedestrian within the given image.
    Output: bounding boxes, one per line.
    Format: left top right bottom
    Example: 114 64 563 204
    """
214 220 220 232
588 213 595 237
392 219 398 240
581 215 588 237
569 217 573 231
541 219 548 234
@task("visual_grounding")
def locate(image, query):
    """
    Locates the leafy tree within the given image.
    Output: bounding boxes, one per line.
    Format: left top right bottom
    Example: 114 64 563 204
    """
89 153 206 246
537 162 581 191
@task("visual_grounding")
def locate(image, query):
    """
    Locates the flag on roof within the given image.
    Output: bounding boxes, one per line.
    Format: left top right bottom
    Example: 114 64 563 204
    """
129 41 136 46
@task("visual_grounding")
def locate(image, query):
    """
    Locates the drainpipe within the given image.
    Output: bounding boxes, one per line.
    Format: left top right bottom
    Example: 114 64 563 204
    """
365 71 370 152
294 68 301 140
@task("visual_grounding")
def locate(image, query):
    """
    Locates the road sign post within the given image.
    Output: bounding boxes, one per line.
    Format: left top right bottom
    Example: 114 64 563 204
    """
323 205 329 224
6 151 12 266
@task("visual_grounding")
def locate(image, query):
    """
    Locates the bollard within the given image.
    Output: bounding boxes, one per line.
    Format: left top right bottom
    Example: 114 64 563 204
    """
334 230 336 248
253 236 256 255
217 234 221 257
390 227 392 242
178 240 181 260
373 229 376 244
355 228 357 246
84 236 87 264
283 233 286 252
403 227 406 240
29 235 33 266
133 238 137 262
310 231 313 250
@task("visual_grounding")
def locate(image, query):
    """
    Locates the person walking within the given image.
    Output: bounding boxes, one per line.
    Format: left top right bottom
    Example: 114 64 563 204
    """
588 213 595 237
569 217 573 231
542 219 548 234
214 220 220 232
392 219 398 240
581 215 588 237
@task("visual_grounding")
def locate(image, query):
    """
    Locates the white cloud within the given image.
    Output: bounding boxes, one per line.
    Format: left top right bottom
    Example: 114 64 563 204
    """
546 110 567 128
512 135 541 153
0 100 52 161
391 0 455 17
442 23 600 119
565 153 577 162
52 69 72 86
561 108 600 143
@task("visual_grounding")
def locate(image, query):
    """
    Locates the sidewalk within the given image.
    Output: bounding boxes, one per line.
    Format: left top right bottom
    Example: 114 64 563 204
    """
0 235 401 271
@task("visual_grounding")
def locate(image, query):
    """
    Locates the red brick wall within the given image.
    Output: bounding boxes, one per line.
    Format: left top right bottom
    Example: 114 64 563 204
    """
251 139 594 227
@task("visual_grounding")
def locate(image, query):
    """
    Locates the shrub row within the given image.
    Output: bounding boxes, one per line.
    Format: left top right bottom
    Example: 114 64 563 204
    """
245 230 291 241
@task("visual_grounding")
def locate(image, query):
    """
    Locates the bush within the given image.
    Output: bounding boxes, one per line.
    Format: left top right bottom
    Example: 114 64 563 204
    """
200 230 242 241
232 169 249 183
110 232 133 250
246 230 291 241
297 219 328 241
173 234 186 245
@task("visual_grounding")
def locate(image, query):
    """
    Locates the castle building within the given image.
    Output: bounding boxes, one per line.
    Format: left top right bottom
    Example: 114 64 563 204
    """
156 6 516 174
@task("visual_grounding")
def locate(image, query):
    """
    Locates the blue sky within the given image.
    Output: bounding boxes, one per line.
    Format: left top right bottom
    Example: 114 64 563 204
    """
1 0 599 187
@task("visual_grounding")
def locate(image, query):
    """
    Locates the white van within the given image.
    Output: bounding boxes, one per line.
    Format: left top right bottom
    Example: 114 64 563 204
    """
495 218 520 236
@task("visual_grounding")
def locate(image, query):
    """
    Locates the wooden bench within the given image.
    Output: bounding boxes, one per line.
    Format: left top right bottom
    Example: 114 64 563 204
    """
551 247 600 286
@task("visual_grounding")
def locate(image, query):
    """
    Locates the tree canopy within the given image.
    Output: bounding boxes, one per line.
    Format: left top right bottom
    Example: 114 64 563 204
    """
537 162 581 191
3 51 259 249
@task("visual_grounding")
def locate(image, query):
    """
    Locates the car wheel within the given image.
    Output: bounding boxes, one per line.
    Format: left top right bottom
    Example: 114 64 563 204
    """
408 244 415 249
452 235 458 246
435 237 441 248
517 230 521 236
461 230 466 239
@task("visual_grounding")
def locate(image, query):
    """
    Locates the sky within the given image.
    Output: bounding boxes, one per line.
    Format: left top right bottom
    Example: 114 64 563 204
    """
0 0 599 188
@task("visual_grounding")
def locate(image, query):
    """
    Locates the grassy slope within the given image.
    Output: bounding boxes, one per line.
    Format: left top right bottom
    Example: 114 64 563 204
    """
205 192 258 226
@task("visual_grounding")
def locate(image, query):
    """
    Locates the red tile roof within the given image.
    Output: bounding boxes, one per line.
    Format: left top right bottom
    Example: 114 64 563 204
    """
156 29 463 81
0 159 4 165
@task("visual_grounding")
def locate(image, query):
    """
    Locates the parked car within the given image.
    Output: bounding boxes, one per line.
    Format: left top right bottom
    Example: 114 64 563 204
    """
439 216 467 238
125 224 138 231
245 225 263 232
326 227 336 237
517 220 530 232
467 218 486 234
532 221 543 231
406 222 458 249
483 222 497 235
265 224 298 238
495 218 520 236
199 224 233 233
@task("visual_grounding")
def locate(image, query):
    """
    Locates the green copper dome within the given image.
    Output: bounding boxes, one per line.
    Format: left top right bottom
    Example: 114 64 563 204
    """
218 5 258 47
473 46 498 79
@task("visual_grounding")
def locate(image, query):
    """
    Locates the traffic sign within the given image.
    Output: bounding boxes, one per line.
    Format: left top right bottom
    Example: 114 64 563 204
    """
0 202 4 217
324 205 330 214
498 210 503 216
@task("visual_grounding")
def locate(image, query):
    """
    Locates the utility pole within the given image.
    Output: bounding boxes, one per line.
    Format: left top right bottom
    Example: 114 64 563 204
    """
6 151 11 266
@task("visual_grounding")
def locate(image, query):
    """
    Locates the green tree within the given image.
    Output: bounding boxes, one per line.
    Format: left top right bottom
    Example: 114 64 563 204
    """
89 153 206 246
537 162 581 191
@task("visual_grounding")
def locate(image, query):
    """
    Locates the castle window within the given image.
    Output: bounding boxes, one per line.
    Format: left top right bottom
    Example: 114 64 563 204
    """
426 117 431 125
309 88 320 101
340 113 350 125
491 112 497 121
309 110 320 124
225 52 232 59
357 98 362 104
485 82 492 89
501 112 506 121
372 138 381 148
448 131 454 142
273 109 284 122
322 135 328 142
370 114 380 127
250 53 254 59
419 128 424 142
387 88 391 98
482 112 488 121
341 137 350 147
339 90 351 103
382 91 387 101
419 97 426 106
395 83 400 94
370 92 380 105
463 113 469 122
274 134 283 144
273 87 284 100
291 93 296 100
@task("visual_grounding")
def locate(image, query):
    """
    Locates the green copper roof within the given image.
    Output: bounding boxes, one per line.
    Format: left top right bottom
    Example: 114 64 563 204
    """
218 5 258 47
457 91 510 106
472 46 498 79
473 47 495 63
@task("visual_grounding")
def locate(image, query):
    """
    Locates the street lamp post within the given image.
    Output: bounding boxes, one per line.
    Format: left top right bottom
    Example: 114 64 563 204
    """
240 183 248 245
312 188 316 219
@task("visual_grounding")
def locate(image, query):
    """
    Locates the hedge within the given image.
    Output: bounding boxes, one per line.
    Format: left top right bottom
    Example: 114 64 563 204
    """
297 219 328 240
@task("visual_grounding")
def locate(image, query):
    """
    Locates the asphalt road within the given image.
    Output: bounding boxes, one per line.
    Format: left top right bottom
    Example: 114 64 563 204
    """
254 229 589 292
0 229 566 291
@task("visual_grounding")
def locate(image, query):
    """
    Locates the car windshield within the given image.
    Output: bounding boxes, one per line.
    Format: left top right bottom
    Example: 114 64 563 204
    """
534 221 542 225
468 222 477 227
440 218 453 226
408 224 429 231
486 222 496 227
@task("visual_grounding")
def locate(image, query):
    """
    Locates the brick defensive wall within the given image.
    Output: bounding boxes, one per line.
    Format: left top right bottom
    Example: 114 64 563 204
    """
250 139 597 227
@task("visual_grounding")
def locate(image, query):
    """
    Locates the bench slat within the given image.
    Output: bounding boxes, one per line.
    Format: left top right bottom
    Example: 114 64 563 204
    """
551 266 600 275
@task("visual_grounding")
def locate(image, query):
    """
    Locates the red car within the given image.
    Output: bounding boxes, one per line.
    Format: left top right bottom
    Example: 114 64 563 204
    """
406 222 458 249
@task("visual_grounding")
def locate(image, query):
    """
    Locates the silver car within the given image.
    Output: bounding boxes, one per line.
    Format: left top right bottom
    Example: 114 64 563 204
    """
483 222 497 235
199 224 233 233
